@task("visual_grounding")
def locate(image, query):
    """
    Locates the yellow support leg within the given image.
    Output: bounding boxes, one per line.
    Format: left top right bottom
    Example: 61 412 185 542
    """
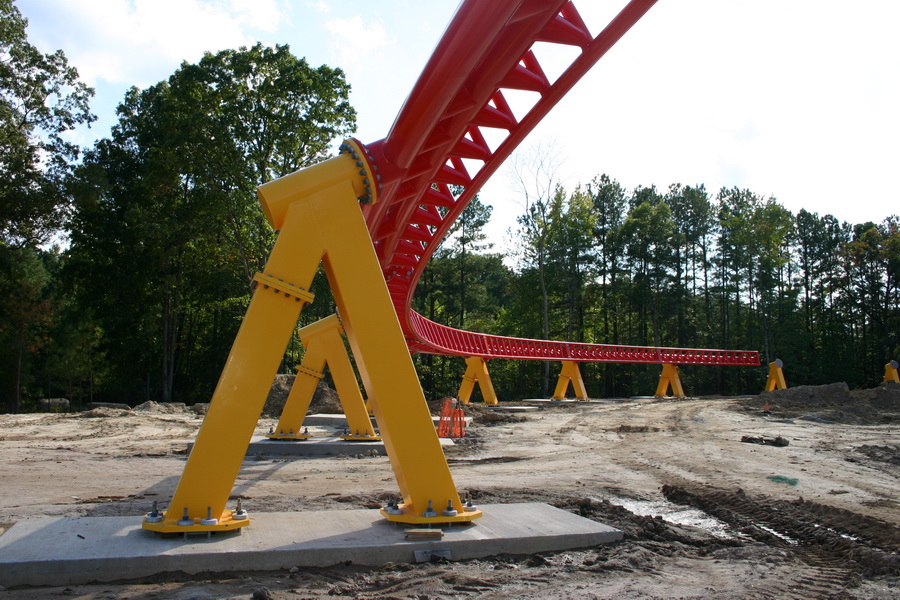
552 361 588 400
457 356 498 406
765 359 788 391
143 141 479 534
885 360 899 383
316 318 379 441
654 363 685 398
266 344 324 441
267 314 379 441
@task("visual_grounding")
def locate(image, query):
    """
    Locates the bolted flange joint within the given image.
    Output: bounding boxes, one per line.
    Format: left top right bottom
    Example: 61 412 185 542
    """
339 138 382 205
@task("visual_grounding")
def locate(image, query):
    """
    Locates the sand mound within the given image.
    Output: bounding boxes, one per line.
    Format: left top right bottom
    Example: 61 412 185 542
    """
262 374 343 417
741 381 900 424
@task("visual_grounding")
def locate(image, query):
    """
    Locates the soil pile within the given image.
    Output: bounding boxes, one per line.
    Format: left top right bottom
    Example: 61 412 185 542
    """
133 401 190 415
739 382 900 424
261 375 342 417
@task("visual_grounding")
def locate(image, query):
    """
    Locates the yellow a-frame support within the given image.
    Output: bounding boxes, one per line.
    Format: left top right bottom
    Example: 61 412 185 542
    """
143 141 480 534
457 356 499 405
654 363 685 398
552 360 588 400
266 314 379 442
765 359 788 391
885 360 900 383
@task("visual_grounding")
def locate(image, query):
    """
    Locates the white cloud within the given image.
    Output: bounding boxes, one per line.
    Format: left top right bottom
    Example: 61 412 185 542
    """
23 0 286 88
306 1 331 14
229 0 285 32
323 15 390 74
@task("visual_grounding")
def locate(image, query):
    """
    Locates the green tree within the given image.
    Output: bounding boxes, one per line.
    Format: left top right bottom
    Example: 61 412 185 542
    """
65 44 356 404
0 246 52 412
841 219 900 385
793 210 850 381
0 0 93 411
0 0 94 246
615 198 679 348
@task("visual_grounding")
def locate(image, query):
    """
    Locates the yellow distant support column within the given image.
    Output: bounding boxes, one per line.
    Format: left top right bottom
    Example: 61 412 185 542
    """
457 356 498 406
267 339 325 441
552 360 588 401
267 314 378 441
884 360 900 383
143 140 479 534
654 363 685 398
765 359 788 391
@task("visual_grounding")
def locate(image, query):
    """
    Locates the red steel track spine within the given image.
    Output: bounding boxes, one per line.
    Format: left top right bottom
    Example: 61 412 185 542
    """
356 0 760 367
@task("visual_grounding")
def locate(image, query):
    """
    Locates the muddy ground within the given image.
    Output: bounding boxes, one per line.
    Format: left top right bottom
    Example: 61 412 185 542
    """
1 382 898 599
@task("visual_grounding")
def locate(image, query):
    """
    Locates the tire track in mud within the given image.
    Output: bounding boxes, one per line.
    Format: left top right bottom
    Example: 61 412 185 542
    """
661 483 900 599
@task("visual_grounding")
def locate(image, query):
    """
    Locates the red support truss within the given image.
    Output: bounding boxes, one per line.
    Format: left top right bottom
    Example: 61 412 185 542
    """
354 0 760 368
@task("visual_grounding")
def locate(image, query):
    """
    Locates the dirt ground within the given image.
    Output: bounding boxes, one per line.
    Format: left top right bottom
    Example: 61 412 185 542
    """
1 382 899 599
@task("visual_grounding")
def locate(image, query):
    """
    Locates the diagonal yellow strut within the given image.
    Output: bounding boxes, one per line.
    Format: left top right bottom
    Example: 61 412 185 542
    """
765 359 788 391
553 360 589 401
458 356 499 405
269 314 378 441
654 363 685 398
144 141 480 533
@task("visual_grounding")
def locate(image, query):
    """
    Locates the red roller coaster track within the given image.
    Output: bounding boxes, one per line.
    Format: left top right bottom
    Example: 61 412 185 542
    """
355 0 759 368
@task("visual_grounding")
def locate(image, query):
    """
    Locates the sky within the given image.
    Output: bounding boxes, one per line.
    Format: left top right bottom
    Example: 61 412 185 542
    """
18 0 900 248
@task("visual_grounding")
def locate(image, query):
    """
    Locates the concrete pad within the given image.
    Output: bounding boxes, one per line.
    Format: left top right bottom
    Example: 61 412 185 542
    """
519 398 618 405
0 503 622 587
299 414 471 428
300 413 375 427
188 436 454 457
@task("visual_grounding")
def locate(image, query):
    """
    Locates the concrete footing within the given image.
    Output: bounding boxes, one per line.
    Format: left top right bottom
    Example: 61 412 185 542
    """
519 399 617 405
0 503 621 587
301 414 471 428
186 435 455 457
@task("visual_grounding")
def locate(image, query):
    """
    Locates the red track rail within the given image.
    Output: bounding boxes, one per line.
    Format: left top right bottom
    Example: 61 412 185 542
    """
357 0 759 368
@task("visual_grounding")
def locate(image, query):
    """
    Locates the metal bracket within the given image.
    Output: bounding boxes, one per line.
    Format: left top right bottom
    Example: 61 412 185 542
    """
295 364 325 380
252 272 315 304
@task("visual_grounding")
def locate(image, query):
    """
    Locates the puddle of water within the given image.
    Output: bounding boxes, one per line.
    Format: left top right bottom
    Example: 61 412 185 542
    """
756 523 799 545
601 495 735 539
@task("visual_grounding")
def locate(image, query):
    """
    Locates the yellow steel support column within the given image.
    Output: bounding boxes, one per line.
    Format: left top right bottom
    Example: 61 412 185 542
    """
143 141 479 533
552 361 588 401
884 360 900 383
765 359 788 391
267 342 324 441
654 363 685 398
267 315 378 441
457 356 498 406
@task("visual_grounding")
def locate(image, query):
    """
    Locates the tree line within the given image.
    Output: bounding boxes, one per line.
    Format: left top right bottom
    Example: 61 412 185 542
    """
1 0 897 411
416 182 899 400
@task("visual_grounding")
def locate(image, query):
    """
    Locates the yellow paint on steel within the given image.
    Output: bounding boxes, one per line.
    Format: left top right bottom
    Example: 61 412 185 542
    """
654 363 685 398
457 356 498 405
252 272 316 304
273 332 328 438
553 360 589 401
143 509 249 534
381 504 482 524
308 315 376 439
765 359 788 391
884 360 899 383
145 142 476 532
272 314 379 439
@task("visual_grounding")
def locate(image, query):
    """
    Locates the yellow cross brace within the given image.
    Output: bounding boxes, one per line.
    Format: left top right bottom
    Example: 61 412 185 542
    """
457 356 499 405
765 359 788 391
552 360 589 401
884 360 899 383
268 314 378 441
654 363 685 398
143 141 480 533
